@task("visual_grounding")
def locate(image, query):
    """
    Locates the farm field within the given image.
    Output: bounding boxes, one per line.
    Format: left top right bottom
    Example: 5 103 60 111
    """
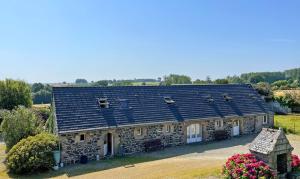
274 114 300 134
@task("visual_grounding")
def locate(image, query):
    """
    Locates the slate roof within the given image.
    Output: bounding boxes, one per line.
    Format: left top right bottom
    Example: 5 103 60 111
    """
53 84 271 133
249 128 293 154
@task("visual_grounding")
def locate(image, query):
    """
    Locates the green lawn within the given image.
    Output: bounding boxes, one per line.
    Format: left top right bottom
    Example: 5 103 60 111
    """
274 114 300 134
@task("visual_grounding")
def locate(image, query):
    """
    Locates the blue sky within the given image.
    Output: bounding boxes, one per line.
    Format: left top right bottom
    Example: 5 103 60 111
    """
0 0 299 83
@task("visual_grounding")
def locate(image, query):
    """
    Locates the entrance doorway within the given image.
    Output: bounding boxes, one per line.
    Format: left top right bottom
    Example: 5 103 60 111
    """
277 154 287 174
232 120 240 136
104 133 113 156
187 124 202 143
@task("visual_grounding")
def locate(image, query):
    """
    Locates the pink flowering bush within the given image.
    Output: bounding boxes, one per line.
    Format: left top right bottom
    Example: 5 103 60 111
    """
222 153 275 179
292 154 300 171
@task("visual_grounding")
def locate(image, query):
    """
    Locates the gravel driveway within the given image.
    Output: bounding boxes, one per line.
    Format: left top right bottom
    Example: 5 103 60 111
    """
45 135 300 179
54 134 300 179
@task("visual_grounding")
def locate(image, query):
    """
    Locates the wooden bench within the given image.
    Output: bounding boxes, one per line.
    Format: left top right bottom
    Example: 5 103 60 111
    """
144 139 164 152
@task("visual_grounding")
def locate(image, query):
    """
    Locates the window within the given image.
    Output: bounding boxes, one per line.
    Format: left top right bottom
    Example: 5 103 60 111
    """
166 125 171 133
263 116 268 124
98 98 109 108
80 134 85 141
215 120 223 129
223 94 232 102
137 128 143 136
206 95 214 103
164 97 175 104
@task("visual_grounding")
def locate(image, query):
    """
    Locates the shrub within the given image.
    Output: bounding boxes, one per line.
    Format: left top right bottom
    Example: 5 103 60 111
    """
222 153 275 179
292 154 300 171
6 132 58 174
0 106 43 151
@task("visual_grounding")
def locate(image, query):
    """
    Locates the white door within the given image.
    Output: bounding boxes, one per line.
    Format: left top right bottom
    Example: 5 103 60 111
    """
104 144 108 156
232 120 240 136
187 124 202 143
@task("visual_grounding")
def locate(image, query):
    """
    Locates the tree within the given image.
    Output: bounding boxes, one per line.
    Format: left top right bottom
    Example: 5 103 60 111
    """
92 80 109 87
75 79 88 84
0 79 32 110
112 80 133 86
214 79 229 84
226 75 244 84
32 89 52 104
193 79 207 85
249 74 265 84
163 74 192 86
0 106 42 151
206 76 212 84
31 83 45 93
254 82 273 102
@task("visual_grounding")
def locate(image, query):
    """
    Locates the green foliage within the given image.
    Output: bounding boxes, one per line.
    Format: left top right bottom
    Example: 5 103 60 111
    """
45 108 56 134
0 79 32 110
32 105 51 122
31 83 45 93
254 82 273 102
6 132 58 174
32 83 52 104
0 106 42 151
275 92 300 108
240 72 286 84
112 80 133 86
91 80 109 87
162 74 192 86
32 89 52 104
285 68 300 81
75 79 88 84
214 79 229 84
193 79 207 84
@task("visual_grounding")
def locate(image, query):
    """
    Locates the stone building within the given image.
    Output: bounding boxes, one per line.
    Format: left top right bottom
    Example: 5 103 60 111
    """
249 128 294 178
52 84 274 164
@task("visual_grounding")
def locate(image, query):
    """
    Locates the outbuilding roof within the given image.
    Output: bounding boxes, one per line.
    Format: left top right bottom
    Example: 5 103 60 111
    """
53 84 271 133
249 128 293 154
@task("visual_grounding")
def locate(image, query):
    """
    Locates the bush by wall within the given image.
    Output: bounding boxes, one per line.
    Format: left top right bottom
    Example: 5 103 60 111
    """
222 153 275 179
292 154 300 172
6 132 58 174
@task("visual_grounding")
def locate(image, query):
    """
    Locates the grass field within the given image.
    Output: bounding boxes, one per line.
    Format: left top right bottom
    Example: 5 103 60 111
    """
274 114 300 134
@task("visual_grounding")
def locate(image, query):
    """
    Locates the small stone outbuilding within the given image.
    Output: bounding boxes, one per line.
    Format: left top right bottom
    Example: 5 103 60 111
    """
249 128 294 177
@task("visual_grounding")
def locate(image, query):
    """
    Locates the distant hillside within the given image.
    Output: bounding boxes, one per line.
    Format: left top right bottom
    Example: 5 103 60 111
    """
238 67 300 84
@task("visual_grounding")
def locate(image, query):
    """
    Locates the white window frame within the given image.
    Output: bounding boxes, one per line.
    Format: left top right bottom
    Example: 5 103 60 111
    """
215 120 223 129
166 125 171 133
79 134 85 142
137 128 143 136
263 116 268 124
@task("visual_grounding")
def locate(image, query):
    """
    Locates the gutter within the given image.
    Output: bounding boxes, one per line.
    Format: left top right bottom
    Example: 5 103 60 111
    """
57 112 268 134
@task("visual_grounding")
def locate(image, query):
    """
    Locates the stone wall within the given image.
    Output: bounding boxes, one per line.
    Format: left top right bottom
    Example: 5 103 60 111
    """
59 130 104 164
117 123 185 155
59 113 273 164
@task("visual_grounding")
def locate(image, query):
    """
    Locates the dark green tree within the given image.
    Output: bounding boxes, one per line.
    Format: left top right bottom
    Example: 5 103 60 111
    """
163 74 192 86
92 80 109 87
0 79 32 110
214 79 229 84
0 106 42 151
75 79 88 84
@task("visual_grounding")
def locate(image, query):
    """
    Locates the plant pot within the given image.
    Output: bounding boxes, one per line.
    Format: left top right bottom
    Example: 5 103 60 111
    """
52 150 61 165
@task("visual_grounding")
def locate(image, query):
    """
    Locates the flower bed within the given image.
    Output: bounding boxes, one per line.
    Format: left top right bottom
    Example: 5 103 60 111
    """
223 153 275 179
292 154 300 171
